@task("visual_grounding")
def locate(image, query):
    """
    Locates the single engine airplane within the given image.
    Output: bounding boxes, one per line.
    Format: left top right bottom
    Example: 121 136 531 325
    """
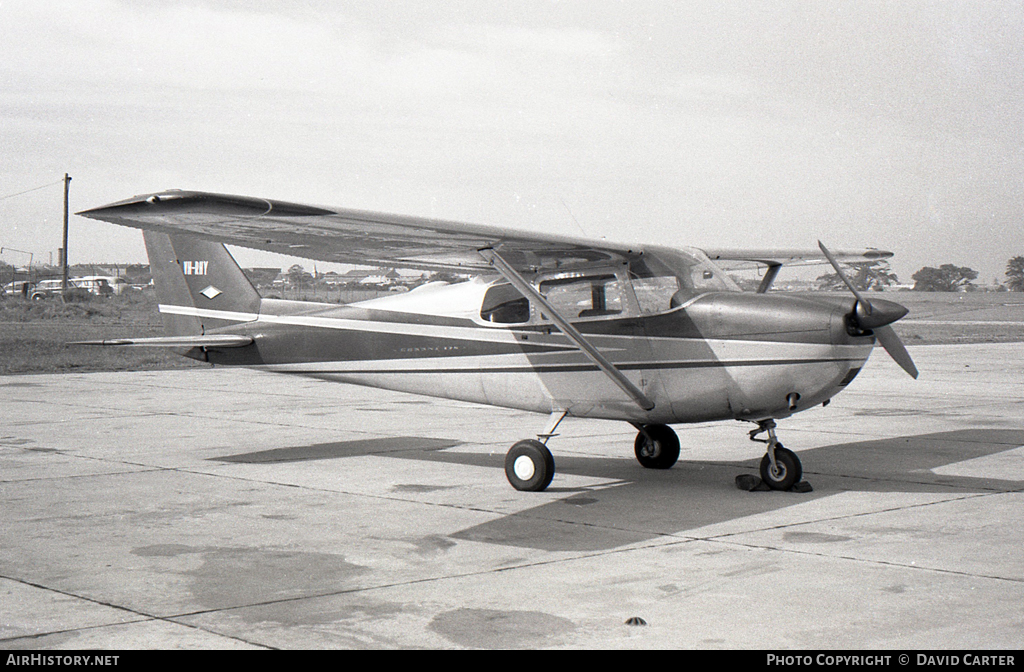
77 190 917 492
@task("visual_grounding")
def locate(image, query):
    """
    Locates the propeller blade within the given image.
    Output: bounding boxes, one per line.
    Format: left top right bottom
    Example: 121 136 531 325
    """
819 240 906 328
874 324 919 379
818 240 870 309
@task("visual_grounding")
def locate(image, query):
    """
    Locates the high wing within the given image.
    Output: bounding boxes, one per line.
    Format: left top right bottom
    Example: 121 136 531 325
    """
703 247 893 268
77 190 640 274
78 189 890 276
702 247 894 293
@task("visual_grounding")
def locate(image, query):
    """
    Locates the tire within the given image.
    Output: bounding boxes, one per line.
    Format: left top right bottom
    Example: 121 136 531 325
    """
634 424 680 469
505 440 555 492
759 445 802 491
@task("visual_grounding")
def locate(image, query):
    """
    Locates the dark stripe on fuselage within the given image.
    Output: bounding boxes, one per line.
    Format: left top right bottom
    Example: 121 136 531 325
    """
266 357 863 376
206 322 577 366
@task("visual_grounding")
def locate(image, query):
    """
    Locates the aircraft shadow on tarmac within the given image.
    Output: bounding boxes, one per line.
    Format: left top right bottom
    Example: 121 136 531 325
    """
212 429 1024 553
214 436 463 463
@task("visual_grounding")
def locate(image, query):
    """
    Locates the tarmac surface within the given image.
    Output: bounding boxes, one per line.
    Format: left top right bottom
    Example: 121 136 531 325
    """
1 343 1022 649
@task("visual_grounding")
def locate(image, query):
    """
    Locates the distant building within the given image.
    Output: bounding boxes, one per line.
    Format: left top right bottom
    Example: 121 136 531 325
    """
341 269 402 286
243 268 282 288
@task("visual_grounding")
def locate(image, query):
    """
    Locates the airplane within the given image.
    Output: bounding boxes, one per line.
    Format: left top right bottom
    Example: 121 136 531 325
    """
76 190 918 493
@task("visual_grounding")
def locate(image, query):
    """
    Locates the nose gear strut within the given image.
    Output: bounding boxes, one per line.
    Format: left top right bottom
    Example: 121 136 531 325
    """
749 419 803 490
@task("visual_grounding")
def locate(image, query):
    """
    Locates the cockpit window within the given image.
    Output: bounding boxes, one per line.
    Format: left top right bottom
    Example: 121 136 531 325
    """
538 273 625 319
480 248 737 323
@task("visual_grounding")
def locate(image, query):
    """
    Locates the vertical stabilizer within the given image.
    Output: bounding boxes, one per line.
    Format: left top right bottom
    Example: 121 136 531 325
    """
143 231 261 336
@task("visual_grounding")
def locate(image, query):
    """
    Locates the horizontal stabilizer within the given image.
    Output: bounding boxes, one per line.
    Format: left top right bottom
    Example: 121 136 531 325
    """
71 335 254 348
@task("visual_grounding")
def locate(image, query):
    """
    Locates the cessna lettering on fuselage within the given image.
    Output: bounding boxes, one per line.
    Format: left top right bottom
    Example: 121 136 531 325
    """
77 190 917 492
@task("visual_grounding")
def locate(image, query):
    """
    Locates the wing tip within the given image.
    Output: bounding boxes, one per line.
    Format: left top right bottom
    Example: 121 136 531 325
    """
77 190 335 222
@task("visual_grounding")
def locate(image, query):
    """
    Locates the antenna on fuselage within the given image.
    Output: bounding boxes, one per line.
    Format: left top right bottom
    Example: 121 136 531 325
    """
559 197 589 237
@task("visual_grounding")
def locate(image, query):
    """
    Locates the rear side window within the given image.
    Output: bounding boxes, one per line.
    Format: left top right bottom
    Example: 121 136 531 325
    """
480 283 530 324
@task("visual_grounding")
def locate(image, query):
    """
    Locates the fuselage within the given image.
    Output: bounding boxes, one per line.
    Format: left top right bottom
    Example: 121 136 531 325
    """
176 277 876 425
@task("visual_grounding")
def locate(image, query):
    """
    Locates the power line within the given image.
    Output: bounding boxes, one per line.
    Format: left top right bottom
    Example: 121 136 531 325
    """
0 179 65 202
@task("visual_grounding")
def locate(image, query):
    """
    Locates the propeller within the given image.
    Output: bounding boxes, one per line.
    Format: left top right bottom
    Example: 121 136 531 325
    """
818 241 918 378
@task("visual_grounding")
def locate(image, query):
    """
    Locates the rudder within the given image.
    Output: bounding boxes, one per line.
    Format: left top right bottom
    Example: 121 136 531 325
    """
143 231 261 336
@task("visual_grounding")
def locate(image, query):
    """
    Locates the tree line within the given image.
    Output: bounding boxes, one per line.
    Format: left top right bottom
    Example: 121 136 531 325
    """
817 255 1024 292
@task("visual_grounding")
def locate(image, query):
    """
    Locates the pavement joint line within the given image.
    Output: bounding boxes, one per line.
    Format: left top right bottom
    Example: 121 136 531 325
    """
699 488 995 541
697 459 1024 494
32 401 420 433
0 467 168 484
0 574 274 649
3 448 546 518
681 490 1024 584
705 537 1024 585
797 469 1024 493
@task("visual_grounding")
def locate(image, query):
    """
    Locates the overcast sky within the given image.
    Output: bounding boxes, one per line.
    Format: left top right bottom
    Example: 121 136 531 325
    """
1 1 1021 283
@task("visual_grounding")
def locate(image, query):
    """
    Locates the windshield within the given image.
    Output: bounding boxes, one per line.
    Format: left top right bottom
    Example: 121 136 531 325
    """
629 247 740 314
478 247 740 324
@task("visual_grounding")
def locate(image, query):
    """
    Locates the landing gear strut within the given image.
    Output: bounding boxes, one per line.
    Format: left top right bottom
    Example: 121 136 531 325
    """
749 419 802 490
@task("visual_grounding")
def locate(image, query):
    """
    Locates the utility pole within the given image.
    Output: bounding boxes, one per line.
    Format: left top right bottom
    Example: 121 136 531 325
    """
61 173 71 299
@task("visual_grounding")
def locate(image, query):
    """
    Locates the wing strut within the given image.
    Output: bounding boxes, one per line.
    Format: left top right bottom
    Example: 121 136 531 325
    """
757 263 783 293
479 248 655 411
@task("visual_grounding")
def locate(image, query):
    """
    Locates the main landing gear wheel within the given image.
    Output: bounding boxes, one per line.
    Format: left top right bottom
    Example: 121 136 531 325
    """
634 424 680 470
759 444 802 491
505 439 555 492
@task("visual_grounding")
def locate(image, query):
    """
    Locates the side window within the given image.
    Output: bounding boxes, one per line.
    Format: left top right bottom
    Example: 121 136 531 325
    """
538 274 624 319
480 283 531 324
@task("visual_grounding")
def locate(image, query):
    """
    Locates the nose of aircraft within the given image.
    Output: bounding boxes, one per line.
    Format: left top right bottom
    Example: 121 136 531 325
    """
842 295 917 378
852 297 909 331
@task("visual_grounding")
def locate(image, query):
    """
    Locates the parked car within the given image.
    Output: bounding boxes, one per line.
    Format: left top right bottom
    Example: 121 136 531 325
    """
28 278 108 300
3 281 35 298
75 275 127 295
70 277 113 297
29 279 69 300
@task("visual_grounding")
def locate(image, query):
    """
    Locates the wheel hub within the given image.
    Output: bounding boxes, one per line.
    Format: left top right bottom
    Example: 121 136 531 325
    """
512 455 536 481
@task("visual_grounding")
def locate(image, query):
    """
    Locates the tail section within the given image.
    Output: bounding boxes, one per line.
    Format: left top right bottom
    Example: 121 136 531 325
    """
143 231 261 336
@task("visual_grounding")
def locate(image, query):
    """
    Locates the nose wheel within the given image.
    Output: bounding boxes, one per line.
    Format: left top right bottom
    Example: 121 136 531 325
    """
750 420 803 491
759 444 801 490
